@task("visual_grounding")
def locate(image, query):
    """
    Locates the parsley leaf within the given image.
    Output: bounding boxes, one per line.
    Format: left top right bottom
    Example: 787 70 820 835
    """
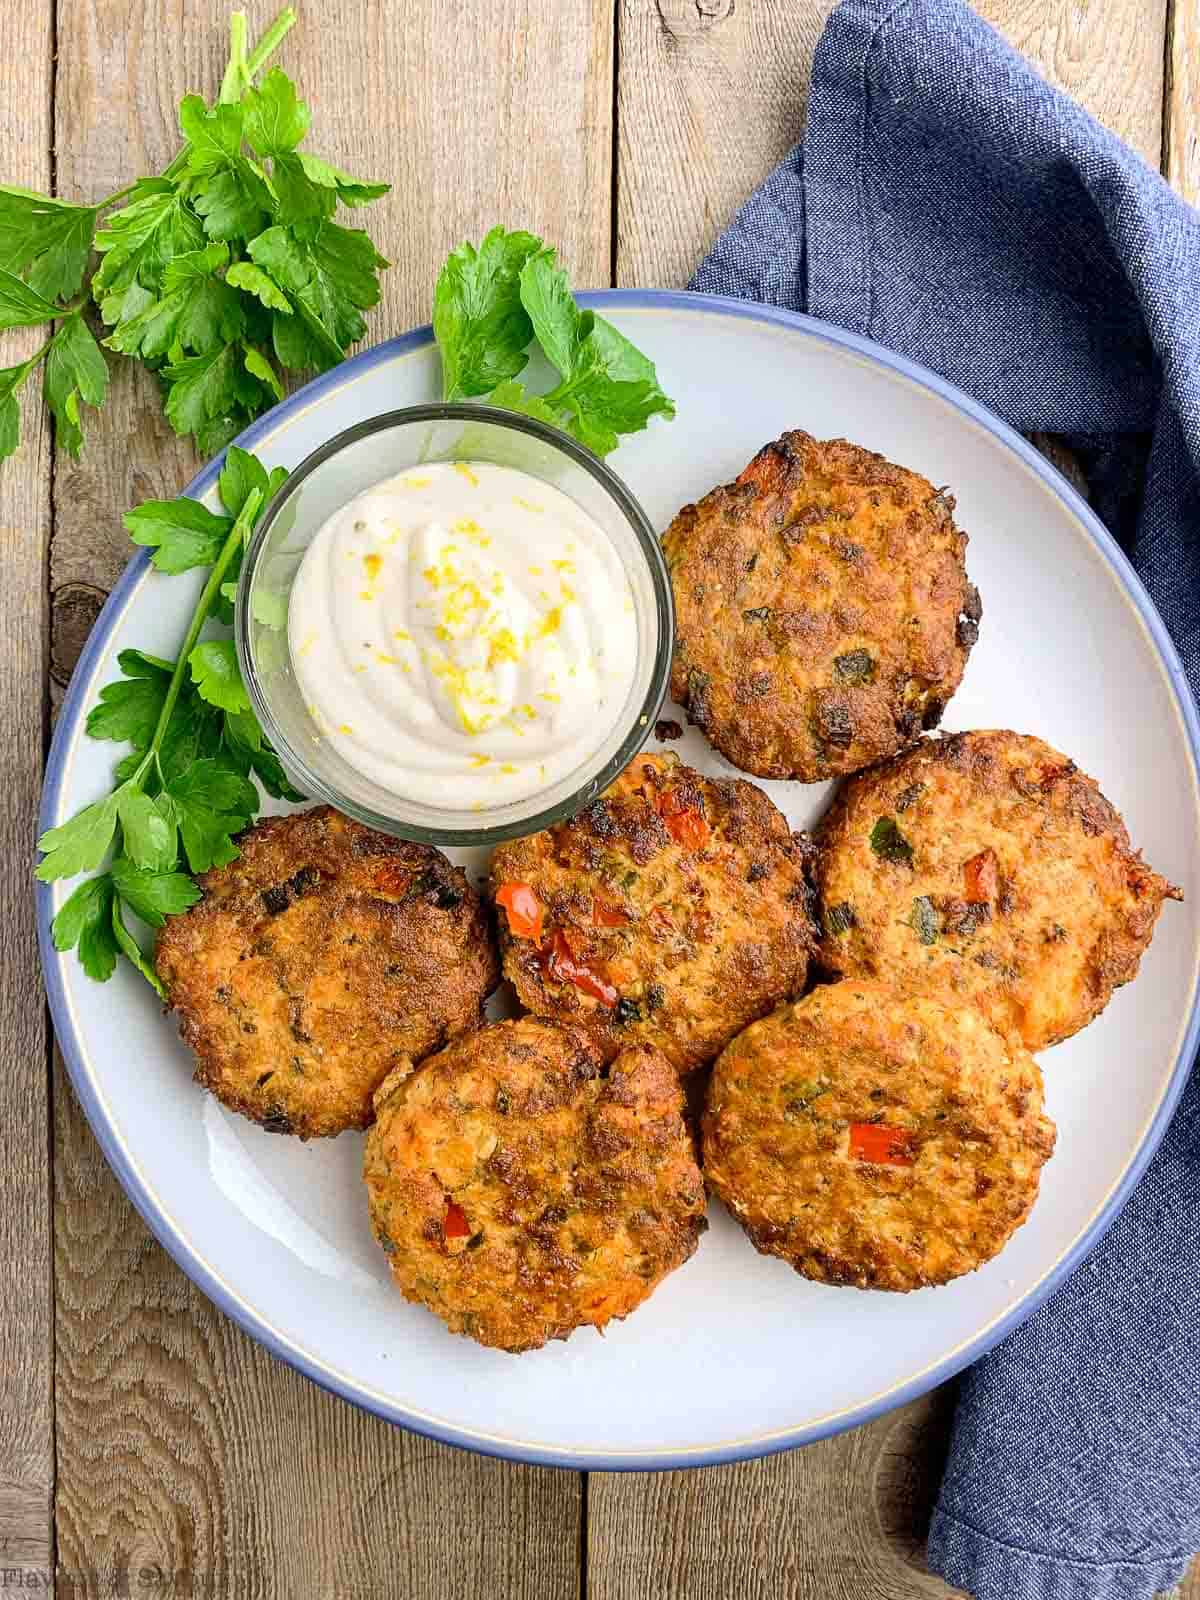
161 341 266 441
180 95 276 243
51 874 119 981
267 155 340 224
292 154 388 209
242 68 310 157
116 786 176 872
0 269 62 330
894 782 926 814
248 219 388 372
155 693 224 786
105 242 246 360
0 386 18 459
189 639 251 714
161 244 247 344
430 230 676 457
223 706 262 750
516 247 579 375
434 227 542 401
551 320 672 456
0 185 98 301
243 345 282 400
0 359 34 465
86 651 171 745
110 896 164 995
241 73 386 219
250 585 288 629
110 855 202 927
834 650 875 684
161 757 258 873
36 790 122 881
179 96 246 169
267 298 340 371
122 648 176 674
825 901 857 937
124 495 233 574
222 707 303 801
114 685 224 790
43 313 108 457
123 459 277 628
518 250 674 455
225 259 291 312
93 182 206 305
485 380 566 428
219 443 287 518
193 166 275 244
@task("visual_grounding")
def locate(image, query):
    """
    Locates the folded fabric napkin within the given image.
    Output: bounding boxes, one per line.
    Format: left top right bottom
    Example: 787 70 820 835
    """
693 3 1200 1596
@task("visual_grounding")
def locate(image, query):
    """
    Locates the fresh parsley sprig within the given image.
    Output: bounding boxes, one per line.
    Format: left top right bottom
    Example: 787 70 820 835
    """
433 226 675 455
0 7 390 466
39 447 300 992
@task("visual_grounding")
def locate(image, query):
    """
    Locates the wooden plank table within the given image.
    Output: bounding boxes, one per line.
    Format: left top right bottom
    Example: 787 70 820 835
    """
2 1 1192 1594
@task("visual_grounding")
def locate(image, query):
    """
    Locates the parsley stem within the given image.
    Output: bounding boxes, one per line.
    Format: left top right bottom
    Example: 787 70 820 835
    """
161 149 190 184
137 487 263 786
95 181 139 211
244 7 297 79
542 376 582 408
12 330 56 386
219 12 250 105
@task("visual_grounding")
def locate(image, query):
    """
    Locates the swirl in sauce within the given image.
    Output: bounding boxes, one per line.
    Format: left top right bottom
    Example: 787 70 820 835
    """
287 461 638 807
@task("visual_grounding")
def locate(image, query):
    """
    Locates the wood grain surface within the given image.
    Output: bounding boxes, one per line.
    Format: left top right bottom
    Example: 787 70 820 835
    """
0 0 55 1582
590 1391 960 1600
1166 0 1200 204
614 0 836 287
10 0 1193 1595
974 0 1168 163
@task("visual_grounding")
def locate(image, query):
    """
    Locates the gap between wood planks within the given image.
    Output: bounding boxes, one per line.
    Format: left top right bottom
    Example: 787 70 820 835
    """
42 0 61 1578
0 0 56 1584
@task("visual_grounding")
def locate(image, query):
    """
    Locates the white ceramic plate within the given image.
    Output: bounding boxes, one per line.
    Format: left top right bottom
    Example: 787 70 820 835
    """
39 293 1200 1469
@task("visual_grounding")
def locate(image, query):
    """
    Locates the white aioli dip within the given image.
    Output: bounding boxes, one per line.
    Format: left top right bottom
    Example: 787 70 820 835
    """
287 461 638 807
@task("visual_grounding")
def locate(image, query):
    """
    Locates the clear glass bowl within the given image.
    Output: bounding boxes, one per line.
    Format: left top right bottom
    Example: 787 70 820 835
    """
236 404 673 845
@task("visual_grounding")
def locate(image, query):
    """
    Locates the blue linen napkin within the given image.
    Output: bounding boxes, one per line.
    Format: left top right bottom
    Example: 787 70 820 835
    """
693 3 1200 1596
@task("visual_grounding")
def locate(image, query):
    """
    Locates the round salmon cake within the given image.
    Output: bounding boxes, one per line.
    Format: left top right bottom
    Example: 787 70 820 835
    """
703 981 1056 1291
156 805 499 1138
663 431 979 781
812 730 1182 1050
489 752 814 1073
363 1018 707 1351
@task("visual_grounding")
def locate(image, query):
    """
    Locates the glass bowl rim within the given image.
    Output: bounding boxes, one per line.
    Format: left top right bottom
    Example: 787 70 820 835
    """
235 401 675 846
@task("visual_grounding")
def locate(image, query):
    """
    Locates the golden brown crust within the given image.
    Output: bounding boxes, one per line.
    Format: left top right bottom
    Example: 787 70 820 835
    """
490 753 814 1073
813 730 1182 1050
363 1019 707 1351
663 431 978 781
155 805 499 1138
703 981 1056 1291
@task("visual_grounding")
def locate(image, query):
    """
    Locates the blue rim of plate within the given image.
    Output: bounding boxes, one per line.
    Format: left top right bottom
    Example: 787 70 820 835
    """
37 289 1200 1472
